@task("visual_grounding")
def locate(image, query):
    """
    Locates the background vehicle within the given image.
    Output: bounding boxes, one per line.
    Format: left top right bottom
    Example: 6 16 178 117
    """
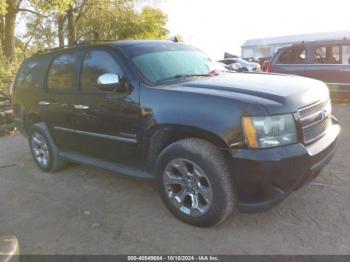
218 58 261 72
12 40 339 227
241 31 350 59
224 52 239 59
216 61 243 72
270 39 350 98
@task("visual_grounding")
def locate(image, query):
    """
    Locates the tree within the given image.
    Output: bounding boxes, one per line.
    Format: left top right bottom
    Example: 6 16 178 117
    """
0 0 169 61
19 14 57 56
75 3 168 42
0 0 73 61
0 1 7 50
31 0 74 46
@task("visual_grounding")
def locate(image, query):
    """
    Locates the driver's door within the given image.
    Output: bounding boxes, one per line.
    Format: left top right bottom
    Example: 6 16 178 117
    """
70 48 141 163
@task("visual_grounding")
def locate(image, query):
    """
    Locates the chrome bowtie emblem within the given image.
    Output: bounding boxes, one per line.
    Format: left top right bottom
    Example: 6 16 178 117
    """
320 110 328 120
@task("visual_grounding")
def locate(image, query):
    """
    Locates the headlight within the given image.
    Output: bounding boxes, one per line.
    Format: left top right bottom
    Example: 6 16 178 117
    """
242 114 297 148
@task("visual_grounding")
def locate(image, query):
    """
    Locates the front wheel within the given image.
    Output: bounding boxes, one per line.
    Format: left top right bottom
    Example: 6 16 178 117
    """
156 138 236 227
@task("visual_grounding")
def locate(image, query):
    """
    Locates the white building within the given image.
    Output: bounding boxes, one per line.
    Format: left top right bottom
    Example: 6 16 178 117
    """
241 31 350 59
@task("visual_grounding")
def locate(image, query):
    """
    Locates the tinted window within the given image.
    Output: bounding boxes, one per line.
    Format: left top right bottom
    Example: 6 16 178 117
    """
278 47 306 64
312 46 341 64
80 50 122 90
342 46 350 64
16 60 43 89
220 59 236 65
47 53 75 91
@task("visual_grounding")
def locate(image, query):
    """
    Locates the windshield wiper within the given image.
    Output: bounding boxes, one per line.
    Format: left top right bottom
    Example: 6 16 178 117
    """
156 74 211 83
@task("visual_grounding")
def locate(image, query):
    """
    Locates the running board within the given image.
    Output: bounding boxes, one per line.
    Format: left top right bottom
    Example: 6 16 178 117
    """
59 151 154 180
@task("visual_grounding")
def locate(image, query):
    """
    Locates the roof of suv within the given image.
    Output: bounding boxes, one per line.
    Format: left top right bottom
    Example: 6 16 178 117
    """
32 40 180 58
277 38 350 51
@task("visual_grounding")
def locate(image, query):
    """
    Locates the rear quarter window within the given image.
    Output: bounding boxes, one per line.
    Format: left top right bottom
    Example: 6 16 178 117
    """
15 59 44 90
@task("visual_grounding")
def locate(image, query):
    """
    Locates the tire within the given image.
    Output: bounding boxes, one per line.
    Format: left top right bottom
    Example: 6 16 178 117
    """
156 138 236 227
29 123 67 172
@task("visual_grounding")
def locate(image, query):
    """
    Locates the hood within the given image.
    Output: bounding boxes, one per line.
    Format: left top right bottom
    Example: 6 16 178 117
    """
171 72 329 114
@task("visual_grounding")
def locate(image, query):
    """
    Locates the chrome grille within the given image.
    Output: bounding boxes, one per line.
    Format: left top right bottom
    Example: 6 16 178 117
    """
298 100 328 120
303 118 330 143
298 100 330 144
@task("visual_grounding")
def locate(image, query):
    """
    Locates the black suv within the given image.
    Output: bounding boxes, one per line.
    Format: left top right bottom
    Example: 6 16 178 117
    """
270 39 350 98
13 40 340 227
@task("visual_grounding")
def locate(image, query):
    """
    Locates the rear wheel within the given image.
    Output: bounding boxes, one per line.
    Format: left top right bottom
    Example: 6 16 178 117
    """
30 131 51 171
156 138 236 227
29 123 67 172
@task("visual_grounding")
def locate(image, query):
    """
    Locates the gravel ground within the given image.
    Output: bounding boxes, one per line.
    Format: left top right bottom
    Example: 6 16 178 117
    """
0 104 349 255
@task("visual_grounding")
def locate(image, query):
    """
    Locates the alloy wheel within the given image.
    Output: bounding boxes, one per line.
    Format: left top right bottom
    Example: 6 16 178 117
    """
31 132 50 168
163 158 213 217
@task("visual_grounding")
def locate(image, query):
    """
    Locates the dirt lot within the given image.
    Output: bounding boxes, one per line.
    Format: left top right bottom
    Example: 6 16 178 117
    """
0 104 349 255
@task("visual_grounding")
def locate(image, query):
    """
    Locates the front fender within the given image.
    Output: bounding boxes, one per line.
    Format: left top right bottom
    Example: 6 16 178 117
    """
140 85 266 148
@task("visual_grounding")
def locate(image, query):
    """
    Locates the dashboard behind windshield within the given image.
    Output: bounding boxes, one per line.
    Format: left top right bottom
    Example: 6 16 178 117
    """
131 50 218 84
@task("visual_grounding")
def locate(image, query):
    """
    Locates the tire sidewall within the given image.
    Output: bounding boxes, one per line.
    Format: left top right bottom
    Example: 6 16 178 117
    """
29 126 54 172
156 141 234 227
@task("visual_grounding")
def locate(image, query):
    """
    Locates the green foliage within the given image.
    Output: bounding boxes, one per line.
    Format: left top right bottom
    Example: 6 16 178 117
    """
0 54 19 95
23 15 57 50
136 7 169 39
0 0 8 15
0 0 170 90
30 0 74 14
76 2 169 41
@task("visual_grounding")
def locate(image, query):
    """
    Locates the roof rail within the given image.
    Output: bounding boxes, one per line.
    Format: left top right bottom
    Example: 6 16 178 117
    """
33 44 74 56
76 39 117 45
33 39 117 56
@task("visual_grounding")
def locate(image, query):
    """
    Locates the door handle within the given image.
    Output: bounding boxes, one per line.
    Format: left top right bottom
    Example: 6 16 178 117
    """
38 101 50 105
74 104 89 110
340 68 350 72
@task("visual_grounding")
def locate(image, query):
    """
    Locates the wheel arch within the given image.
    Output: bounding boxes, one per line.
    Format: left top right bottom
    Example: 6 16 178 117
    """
23 112 43 135
142 124 229 166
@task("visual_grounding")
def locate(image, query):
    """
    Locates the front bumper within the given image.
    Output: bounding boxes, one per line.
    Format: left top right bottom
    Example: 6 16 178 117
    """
228 121 340 213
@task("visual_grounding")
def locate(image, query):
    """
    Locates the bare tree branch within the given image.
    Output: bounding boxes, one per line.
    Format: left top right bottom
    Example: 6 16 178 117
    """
18 8 48 17
16 0 24 10
76 29 94 41
75 0 90 23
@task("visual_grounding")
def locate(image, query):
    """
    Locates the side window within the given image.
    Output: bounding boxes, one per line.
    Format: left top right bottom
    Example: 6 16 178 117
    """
312 46 341 64
16 60 43 89
47 53 75 91
80 50 123 90
278 47 306 64
342 46 350 65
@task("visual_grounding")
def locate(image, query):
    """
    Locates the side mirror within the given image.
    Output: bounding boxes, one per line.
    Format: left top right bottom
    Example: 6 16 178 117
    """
97 73 120 92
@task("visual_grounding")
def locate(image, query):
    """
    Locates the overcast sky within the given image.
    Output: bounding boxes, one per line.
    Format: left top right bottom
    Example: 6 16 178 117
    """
161 0 350 59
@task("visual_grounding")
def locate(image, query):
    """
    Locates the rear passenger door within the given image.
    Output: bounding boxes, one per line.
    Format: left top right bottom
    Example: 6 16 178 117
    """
39 51 79 150
306 44 350 98
338 45 350 97
306 44 342 85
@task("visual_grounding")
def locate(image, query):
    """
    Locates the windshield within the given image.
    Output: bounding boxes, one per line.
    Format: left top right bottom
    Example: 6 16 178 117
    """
132 50 219 84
